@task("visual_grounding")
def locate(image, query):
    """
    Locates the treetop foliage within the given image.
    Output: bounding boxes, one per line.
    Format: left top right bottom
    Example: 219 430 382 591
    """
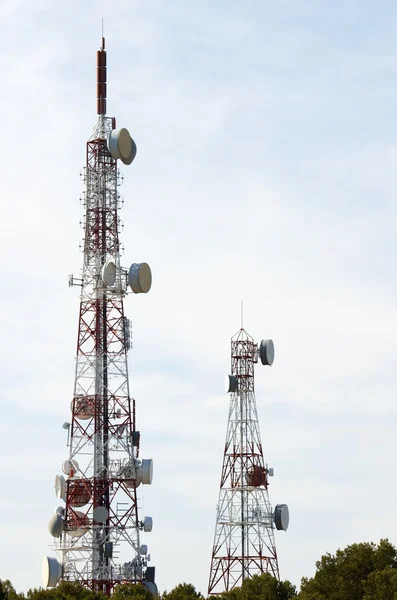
162 583 204 600
299 538 397 600
112 583 153 600
212 572 297 600
2 540 397 599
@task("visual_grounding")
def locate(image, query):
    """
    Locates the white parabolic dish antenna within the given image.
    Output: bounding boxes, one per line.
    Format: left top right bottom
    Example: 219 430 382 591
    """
62 459 79 476
143 516 153 532
101 259 116 287
67 510 90 538
274 503 289 531
93 506 109 523
71 397 94 421
68 481 91 508
145 582 158 596
259 339 275 366
48 513 64 538
225 374 238 394
54 475 66 501
141 459 153 485
107 128 137 165
129 263 152 294
42 557 62 588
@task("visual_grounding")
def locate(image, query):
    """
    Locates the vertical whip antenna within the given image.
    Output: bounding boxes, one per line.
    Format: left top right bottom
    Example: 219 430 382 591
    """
97 34 107 115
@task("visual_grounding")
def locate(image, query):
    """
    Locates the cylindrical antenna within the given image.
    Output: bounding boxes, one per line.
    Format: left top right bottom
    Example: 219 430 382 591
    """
97 35 107 115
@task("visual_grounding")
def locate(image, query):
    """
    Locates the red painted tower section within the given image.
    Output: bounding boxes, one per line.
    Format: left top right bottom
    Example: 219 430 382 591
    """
208 328 289 595
43 38 156 596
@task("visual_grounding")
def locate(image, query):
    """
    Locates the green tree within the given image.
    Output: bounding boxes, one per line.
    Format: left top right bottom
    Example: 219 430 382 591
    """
239 573 296 600
299 539 397 600
363 567 397 600
162 583 203 600
113 583 154 600
213 573 297 600
0 580 24 600
214 588 240 600
26 581 106 600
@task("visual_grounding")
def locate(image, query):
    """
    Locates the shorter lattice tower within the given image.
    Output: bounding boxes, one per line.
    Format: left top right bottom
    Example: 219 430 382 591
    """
208 327 289 595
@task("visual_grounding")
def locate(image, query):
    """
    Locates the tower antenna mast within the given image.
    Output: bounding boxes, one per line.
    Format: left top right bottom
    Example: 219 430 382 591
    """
208 328 289 594
43 37 157 596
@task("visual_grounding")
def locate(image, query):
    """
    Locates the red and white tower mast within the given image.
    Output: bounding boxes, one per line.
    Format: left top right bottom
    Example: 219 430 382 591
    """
208 328 289 595
43 37 157 596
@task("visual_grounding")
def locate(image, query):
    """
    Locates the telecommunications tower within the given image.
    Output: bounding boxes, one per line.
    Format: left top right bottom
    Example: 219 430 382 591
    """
208 328 289 595
42 37 157 596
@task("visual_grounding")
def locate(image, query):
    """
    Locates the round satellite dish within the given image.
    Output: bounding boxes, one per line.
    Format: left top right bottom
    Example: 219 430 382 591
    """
42 556 62 588
126 476 141 489
107 128 137 165
128 262 152 294
140 544 148 555
93 506 109 523
71 396 95 420
54 475 66 501
68 481 91 508
259 339 275 366
48 513 64 538
67 510 90 538
101 259 116 287
68 527 87 539
55 506 65 516
274 503 289 531
122 137 137 165
141 459 153 485
143 516 153 532
144 582 158 596
246 465 267 487
224 374 238 393
62 459 79 477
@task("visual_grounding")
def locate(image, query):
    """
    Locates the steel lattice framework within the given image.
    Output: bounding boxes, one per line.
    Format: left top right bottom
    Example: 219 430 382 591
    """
208 328 288 595
44 38 155 596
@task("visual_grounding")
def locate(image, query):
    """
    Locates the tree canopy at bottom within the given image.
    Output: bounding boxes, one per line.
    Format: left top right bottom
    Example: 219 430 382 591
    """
299 539 397 600
2 540 397 599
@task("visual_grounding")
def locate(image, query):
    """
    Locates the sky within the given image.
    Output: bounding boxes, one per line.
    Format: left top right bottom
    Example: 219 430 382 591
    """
1 0 397 595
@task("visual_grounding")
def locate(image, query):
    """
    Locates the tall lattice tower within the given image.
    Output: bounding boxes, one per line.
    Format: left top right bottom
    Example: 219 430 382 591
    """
208 328 289 595
42 37 157 596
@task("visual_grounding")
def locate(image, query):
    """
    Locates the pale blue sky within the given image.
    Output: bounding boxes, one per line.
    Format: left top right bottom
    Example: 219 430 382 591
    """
1 0 397 595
